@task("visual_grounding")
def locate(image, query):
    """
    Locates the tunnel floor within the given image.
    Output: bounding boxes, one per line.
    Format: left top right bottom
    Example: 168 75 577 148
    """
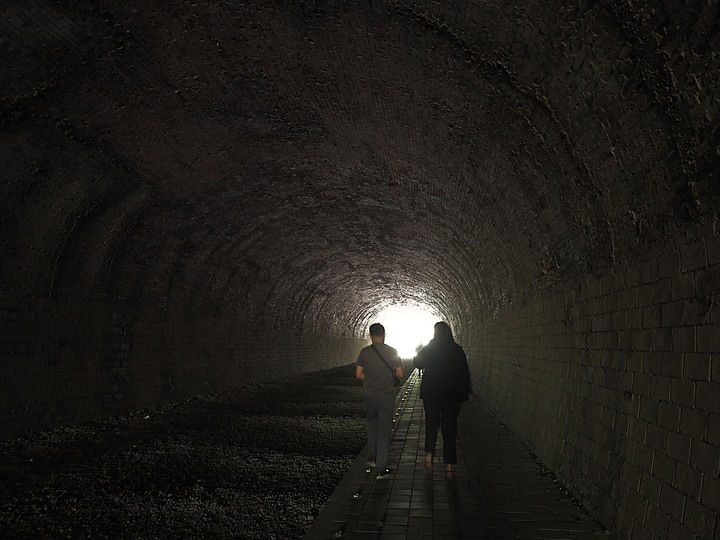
305 371 610 540
1 365 611 540
0 364 369 539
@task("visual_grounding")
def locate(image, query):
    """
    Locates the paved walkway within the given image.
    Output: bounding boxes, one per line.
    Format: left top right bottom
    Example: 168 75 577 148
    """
304 370 609 539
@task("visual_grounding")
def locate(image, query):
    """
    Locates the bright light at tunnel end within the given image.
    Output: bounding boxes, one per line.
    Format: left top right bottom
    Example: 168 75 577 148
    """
375 305 440 359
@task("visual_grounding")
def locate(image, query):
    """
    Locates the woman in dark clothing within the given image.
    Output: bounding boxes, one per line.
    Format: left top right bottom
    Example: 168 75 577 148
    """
413 322 471 479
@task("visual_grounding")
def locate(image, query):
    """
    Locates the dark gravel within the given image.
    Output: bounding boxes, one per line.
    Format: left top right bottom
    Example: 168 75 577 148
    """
0 364 367 539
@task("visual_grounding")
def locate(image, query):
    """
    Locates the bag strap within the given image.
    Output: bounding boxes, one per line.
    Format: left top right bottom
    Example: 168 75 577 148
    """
370 344 396 374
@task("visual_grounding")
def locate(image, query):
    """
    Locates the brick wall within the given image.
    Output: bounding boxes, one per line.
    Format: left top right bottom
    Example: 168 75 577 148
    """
466 231 720 540
0 298 364 440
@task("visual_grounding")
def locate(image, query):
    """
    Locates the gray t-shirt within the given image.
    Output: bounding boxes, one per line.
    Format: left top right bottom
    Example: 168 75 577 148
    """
356 343 403 394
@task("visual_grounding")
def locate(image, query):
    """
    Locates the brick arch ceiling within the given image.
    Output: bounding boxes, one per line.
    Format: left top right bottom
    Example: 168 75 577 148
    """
1 1 717 338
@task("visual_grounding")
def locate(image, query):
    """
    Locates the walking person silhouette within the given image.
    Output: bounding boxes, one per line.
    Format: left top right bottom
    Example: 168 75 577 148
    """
413 321 471 479
355 323 405 479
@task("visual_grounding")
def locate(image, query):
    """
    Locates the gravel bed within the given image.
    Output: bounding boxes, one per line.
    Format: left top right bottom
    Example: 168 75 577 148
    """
0 364 367 539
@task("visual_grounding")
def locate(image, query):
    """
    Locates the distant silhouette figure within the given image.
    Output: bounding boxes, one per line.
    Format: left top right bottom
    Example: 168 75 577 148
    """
413 322 471 479
355 323 405 480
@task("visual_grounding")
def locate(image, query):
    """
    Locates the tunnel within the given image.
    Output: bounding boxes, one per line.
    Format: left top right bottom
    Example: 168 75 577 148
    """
1 0 719 538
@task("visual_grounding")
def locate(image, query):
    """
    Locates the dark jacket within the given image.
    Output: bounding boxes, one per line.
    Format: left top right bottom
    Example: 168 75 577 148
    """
413 338 471 402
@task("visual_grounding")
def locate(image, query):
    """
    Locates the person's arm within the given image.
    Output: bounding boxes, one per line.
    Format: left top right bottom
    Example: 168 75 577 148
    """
355 350 366 380
412 347 427 369
392 348 405 378
460 350 472 396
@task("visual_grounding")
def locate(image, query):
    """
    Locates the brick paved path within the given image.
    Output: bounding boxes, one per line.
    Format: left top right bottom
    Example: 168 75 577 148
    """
305 370 609 539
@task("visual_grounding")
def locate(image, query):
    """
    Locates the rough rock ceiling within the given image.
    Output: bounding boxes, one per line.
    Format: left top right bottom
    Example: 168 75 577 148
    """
1 0 718 337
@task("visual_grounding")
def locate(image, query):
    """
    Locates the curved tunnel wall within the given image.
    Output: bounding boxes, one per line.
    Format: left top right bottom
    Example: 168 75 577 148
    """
1 1 719 538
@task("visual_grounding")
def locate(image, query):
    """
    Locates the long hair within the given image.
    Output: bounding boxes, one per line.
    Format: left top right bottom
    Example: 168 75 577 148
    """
433 321 454 342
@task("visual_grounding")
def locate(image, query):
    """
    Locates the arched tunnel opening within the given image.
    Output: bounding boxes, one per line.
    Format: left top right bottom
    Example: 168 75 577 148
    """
1 1 719 538
375 304 441 358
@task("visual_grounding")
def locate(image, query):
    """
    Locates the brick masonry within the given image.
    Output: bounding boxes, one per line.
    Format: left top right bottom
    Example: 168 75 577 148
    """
466 231 720 540
0 299 364 441
1 2 718 538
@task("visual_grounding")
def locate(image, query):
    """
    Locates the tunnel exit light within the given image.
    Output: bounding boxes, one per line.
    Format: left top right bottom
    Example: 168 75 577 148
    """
375 305 440 359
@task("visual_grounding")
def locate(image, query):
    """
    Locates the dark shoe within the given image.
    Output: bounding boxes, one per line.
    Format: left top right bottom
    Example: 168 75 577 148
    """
444 466 456 480
376 469 391 480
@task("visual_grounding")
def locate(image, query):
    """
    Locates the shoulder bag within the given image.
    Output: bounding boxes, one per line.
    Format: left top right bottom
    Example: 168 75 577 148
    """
371 345 401 387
